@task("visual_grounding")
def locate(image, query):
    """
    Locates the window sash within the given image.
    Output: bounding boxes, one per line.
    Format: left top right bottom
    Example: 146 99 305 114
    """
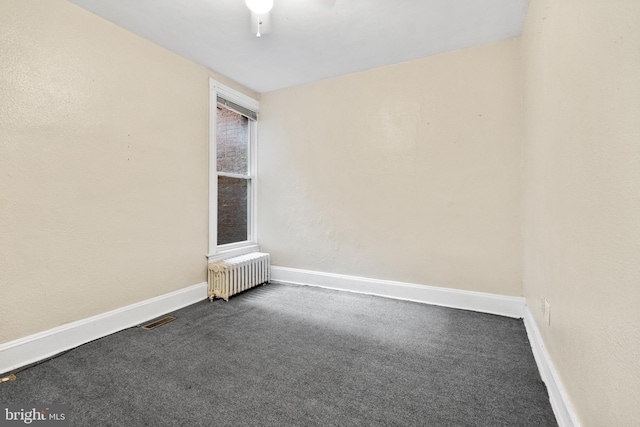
218 172 252 180
217 175 249 245
216 105 254 247
208 79 259 259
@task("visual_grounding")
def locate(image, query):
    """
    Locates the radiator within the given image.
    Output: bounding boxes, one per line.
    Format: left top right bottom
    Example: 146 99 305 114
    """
207 252 271 301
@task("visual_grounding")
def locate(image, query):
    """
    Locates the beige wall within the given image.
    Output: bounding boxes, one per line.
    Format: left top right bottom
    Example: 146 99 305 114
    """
0 0 255 345
4 0 638 422
521 0 640 425
258 39 523 296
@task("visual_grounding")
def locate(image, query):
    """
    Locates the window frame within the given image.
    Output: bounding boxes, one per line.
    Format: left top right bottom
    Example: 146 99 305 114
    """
208 79 260 262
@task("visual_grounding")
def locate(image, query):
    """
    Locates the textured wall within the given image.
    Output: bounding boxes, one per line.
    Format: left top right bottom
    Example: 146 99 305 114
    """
0 0 231 344
258 39 523 296
521 0 640 424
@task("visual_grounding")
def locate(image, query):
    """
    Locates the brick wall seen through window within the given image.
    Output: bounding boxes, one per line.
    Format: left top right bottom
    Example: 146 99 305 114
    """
217 106 249 245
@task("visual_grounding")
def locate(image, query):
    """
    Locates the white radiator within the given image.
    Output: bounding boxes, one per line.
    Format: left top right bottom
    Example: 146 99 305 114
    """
207 252 271 301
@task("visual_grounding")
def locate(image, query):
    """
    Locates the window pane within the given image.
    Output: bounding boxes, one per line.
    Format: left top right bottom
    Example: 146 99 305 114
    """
217 176 248 245
217 106 248 174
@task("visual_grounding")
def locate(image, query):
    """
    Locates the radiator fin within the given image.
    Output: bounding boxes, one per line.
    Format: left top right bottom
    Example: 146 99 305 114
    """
208 252 270 301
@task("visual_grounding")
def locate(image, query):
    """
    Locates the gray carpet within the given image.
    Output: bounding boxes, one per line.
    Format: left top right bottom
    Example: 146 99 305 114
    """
1 282 557 426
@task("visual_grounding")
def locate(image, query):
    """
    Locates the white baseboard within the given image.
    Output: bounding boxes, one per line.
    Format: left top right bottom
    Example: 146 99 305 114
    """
523 308 580 427
271 266 526 318
272 266 578 426
1 271 577 427
0 282 207 375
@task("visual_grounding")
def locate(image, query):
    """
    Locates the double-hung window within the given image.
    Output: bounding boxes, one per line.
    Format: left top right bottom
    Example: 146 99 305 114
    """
208 79 259 261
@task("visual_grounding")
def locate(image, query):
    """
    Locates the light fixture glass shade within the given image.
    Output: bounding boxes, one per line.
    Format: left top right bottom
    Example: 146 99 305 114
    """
245 0 273 14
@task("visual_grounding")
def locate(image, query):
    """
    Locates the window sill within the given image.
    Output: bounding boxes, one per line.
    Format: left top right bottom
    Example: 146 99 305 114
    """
206 244 261 263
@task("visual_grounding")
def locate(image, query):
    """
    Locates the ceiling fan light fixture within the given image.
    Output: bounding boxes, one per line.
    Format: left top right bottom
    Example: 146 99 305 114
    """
245 0 274 15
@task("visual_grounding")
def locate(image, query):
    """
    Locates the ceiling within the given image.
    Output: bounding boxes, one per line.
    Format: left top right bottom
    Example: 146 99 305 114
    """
68 0 529 94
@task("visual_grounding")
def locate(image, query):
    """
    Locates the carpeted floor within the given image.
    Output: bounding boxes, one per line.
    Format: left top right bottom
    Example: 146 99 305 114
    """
0 282 557 426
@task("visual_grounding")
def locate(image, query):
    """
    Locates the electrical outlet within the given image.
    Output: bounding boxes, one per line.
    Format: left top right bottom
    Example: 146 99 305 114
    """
543 298 551 325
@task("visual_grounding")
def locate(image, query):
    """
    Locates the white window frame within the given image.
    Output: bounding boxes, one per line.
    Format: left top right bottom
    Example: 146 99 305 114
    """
208 79 260 262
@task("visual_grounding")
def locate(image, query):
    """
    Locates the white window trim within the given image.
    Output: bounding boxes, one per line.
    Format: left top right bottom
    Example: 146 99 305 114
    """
207 78 260 262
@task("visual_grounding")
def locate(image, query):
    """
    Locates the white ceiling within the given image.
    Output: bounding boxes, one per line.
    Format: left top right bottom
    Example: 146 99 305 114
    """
68 0 529 94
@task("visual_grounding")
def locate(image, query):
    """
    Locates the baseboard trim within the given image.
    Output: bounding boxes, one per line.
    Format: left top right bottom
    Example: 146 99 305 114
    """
1 273 577 427
523 307 580 427
0 282 207 375
272 266 577 426
271 266 525 318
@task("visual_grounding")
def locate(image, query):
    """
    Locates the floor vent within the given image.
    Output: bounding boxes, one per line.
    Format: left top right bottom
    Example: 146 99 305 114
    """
142 316 176 330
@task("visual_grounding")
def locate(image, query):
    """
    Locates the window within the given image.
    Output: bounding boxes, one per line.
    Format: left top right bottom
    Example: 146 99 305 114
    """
208 80 259 260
